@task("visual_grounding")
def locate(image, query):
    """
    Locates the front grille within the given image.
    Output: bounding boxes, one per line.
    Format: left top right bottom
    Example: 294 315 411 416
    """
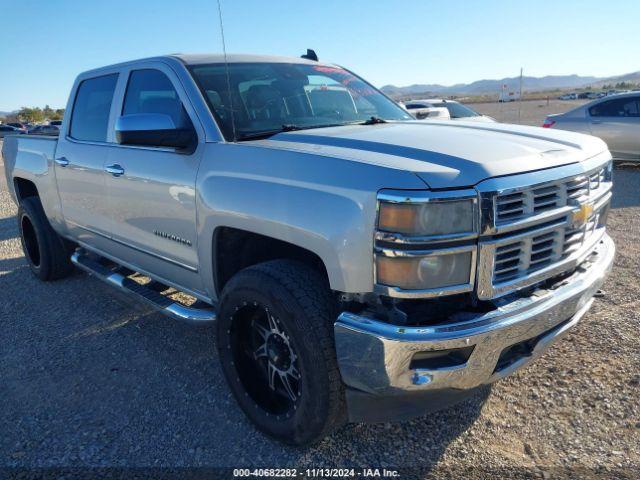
492 215 600 284
495 166 607 224
477 159 612 300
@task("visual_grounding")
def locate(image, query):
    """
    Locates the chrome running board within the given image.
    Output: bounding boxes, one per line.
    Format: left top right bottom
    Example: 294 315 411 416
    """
71 249 216 325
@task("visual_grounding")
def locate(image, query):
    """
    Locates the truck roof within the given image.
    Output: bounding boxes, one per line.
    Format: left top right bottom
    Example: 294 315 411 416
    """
79 53 332 77
171 53 325 66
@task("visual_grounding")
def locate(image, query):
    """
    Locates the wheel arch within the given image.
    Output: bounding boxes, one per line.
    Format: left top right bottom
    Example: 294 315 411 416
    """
211 226 334 296
14 177 40 202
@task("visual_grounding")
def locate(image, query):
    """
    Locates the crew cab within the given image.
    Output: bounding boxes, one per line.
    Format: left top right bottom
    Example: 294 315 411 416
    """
2 54 614 445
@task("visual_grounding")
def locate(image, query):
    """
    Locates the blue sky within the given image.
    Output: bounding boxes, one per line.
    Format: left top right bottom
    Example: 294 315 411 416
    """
1 0 638 111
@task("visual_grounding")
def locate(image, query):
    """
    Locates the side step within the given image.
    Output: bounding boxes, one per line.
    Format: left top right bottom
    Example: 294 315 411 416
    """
71 250 216 325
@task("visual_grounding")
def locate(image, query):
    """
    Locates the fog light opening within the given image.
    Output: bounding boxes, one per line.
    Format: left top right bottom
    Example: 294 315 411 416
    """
409 345 475 370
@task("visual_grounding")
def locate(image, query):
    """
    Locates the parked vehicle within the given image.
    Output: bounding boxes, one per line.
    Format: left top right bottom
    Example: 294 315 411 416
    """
2 54 615 445
28 125 60 135
498 89 519 102
0 125 23 138
6 122 29 133
401 102 450 120
49 120 63 126
543 92 639 161
558 93 578 100
401 99 496 122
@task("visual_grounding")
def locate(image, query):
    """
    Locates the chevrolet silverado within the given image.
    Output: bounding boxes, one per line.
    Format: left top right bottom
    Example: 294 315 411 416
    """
1 53 614 445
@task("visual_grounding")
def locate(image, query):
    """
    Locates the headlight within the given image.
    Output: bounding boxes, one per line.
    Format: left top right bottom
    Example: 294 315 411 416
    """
377 190 478 239
374 190 479 298
378 199 475 237
376 249 473 290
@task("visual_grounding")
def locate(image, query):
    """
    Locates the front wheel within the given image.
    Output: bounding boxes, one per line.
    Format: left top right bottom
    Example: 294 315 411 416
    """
216 260 346 445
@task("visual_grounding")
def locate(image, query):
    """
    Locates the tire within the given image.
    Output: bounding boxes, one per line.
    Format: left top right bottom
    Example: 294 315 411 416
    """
18 196 74 281
216 260 346 445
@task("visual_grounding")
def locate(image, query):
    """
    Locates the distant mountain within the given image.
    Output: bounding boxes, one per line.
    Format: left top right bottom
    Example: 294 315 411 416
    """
381 71 639 98
0 111 16 118
590 71 640 88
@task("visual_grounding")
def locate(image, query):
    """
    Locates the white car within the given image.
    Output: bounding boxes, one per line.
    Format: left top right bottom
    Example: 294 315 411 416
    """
401 99 496 122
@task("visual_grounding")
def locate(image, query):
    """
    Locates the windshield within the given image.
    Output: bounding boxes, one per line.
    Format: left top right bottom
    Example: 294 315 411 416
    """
189 62 412 140
433 102 480 118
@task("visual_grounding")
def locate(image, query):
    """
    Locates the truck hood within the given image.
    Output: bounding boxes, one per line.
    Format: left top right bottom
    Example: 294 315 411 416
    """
255 120 608 188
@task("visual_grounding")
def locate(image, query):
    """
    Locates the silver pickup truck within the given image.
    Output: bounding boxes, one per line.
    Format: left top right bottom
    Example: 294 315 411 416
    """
2 54 615 445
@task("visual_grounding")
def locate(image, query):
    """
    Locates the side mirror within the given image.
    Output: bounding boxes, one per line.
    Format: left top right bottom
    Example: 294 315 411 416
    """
115 113 196 152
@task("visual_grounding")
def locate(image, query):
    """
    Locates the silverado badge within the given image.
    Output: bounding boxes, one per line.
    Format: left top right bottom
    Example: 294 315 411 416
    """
153 229 192 247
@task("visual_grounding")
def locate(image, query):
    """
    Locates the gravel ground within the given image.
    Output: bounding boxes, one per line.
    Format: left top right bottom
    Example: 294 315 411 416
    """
471 99 589 126
1 143 638 479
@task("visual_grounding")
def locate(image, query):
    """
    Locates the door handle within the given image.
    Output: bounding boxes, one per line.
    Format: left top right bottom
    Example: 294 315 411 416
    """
54 157 69 167
591 120 602 124
105 164 125 177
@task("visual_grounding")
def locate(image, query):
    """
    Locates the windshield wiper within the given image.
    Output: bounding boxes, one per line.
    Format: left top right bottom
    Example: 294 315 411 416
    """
236 129 288 141
360 116 387 125
236 122 357 141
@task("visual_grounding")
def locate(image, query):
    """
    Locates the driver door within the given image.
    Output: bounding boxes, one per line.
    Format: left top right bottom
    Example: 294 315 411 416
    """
104 63 206 293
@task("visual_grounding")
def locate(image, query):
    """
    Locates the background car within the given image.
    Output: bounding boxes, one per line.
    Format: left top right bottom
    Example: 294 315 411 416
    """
27 125 60 135
543 92 639 161
0 125 23 138
401 99 496 122
5 122 29 133
49 120 63 126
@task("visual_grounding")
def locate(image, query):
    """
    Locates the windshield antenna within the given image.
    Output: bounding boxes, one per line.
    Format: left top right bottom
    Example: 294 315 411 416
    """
216 0 237 141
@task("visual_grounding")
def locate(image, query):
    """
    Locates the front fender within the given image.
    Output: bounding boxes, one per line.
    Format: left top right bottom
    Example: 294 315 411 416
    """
195 143 425 299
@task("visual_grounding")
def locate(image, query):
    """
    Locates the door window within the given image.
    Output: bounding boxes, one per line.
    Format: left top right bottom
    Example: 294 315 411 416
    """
122 69 193 130
69 74 118 142
589 97 640 117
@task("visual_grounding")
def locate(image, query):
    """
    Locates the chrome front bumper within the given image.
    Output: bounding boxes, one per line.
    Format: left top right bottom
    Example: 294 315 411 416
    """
335 234 614 422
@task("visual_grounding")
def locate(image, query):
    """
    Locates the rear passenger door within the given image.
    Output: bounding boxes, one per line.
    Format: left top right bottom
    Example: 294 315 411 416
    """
55 73 119 251
588 96 640 160
105 63 204 291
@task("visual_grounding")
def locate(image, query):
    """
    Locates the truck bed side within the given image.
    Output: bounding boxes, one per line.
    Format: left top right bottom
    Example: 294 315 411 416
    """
2 135 66 233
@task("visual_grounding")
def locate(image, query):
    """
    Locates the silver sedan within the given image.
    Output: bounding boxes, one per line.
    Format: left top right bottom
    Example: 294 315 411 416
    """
543 92 640 161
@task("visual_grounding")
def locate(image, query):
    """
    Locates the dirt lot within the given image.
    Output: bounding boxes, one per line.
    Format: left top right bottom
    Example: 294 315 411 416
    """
471 99 588 126
1 141 639 478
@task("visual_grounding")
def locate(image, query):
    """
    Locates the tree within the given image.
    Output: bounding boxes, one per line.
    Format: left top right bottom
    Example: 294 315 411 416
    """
17 107 45 123
51 109 65 121
5 106 66 123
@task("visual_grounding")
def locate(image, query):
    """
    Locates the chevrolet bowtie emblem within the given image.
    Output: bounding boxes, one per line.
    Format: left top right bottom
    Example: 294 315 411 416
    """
572 204 594 227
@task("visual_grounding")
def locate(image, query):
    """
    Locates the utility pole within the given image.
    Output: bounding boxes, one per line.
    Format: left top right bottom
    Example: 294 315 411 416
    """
518 67 523 124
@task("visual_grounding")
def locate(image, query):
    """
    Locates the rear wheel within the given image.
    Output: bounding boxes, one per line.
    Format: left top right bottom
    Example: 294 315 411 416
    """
18 196 74 281
216 260 345 445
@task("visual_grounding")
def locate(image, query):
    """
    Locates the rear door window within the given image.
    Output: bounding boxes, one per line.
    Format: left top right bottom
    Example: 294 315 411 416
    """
70 74 118 142
589 97 640 117
122 69 193 130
